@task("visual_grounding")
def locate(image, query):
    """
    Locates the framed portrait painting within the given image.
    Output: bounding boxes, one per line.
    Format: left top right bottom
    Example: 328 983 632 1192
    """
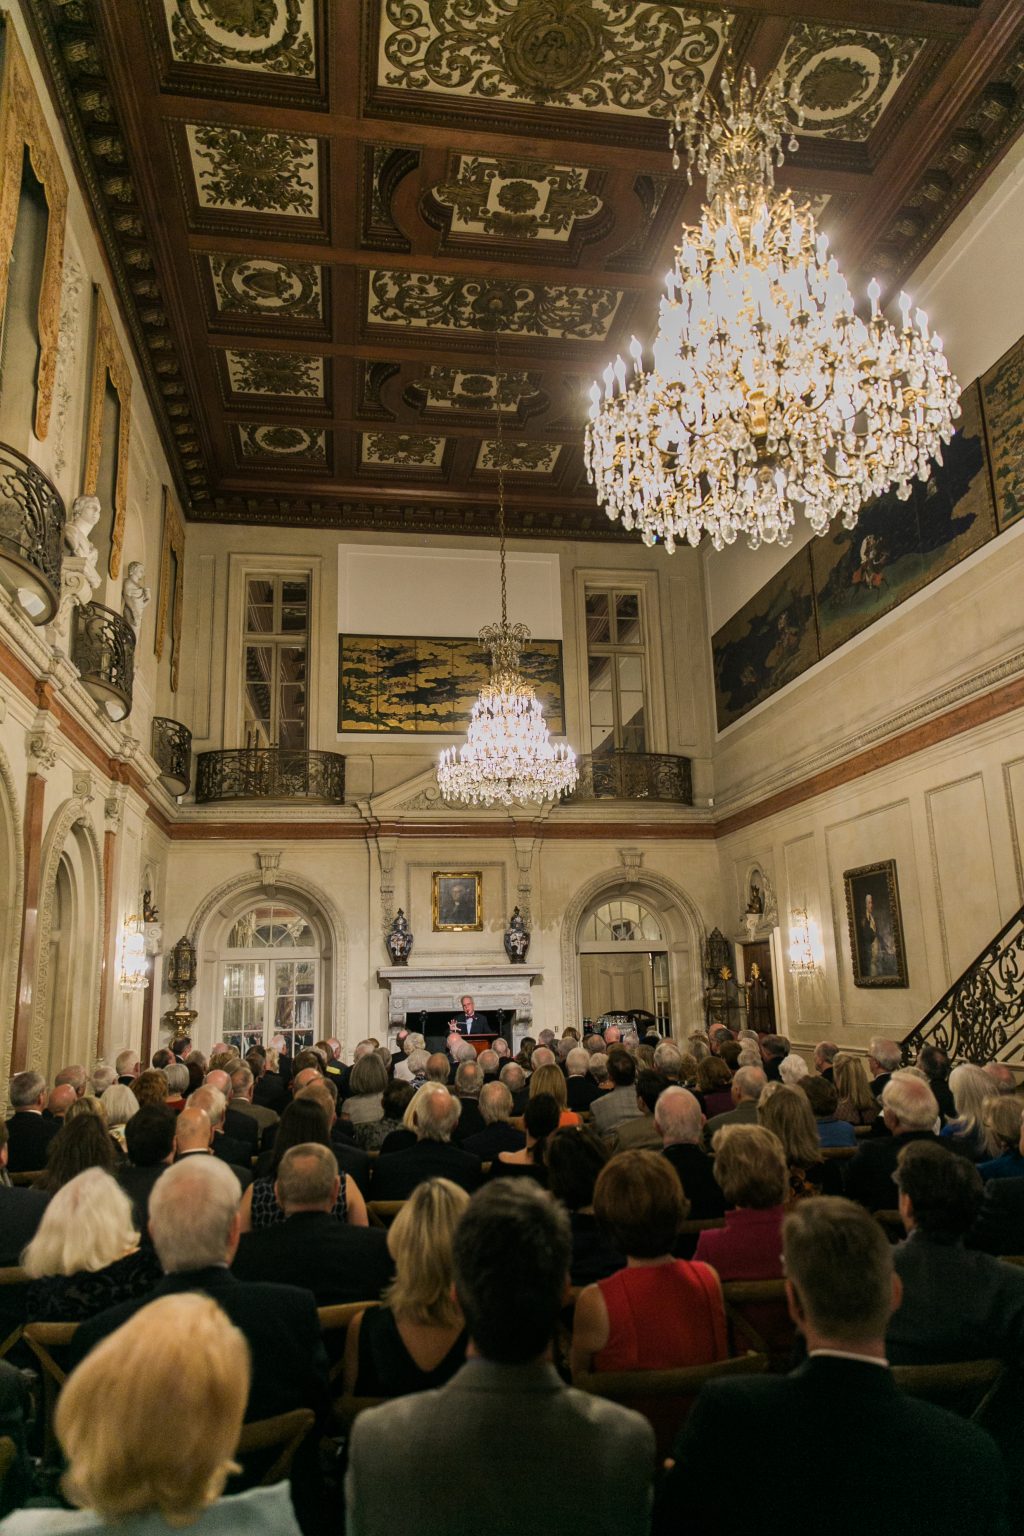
843 861 908 988
432 871 483 932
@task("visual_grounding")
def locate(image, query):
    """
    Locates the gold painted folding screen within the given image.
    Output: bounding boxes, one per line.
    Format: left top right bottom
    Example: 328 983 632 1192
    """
0 17 67 441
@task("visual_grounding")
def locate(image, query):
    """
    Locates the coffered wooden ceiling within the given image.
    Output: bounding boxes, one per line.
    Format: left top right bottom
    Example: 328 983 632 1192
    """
26 0 1024 541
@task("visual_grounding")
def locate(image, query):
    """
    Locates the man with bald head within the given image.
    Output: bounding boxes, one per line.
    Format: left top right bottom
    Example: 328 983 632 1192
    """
175 1104 252 1191
372 1084 482 1199
656 1086 725 1221
188 1086 253 1174
55 1065 86 1099
426 1053 451 1084
46 1084 78 1122
204 1067 259 1157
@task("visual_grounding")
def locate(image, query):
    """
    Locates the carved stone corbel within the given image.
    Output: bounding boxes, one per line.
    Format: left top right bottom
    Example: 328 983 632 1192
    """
257 850 282 890
50 555 97 652
26 729 57 776
104 787 127 831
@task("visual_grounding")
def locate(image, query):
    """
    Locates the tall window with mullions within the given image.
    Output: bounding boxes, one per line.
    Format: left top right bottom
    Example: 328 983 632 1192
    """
584 588 648 757
243 575 309 750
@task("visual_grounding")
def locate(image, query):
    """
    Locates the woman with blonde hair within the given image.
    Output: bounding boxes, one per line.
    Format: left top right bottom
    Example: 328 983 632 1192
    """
529 1063 581 1127
758 1084 842 1198
833 1052 880 1126
342 1178 469 1399
940 1063 1002 1161
1 1293 300 1534
977 1095 1024 1181
22 1169 159 1321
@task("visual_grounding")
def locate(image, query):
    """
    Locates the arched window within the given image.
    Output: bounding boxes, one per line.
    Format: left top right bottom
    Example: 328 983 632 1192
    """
581 898 664 945
220 900 319 1057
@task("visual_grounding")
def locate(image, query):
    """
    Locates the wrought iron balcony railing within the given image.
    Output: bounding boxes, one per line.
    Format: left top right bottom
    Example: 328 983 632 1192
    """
901 902 1024 1066
71 601 135 721
566 750 693 805
195 748 346 805
152 716 192 796
0 439 65 623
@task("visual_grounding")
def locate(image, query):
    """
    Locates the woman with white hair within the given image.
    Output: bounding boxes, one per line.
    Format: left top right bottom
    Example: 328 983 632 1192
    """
939 1063 1002 1161
21 1169 159 1321
778 1054 809 1086
162 1061 189 1114
99 1084 139 1153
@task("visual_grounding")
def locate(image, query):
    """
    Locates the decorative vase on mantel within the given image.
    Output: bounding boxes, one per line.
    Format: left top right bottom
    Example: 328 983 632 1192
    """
385 908 414 966
504 907 530 964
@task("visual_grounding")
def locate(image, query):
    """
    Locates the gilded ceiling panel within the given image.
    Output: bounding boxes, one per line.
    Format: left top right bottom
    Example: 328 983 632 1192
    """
224 349 324 397
207 253 323 319
163 0 316 76
376 0 731 119
367 270 623 340
362 432 448 468
238 422 327 463
475 440 562 473
412 366 543 415
185 123 320 215
777 23 926 141
429 157 602 242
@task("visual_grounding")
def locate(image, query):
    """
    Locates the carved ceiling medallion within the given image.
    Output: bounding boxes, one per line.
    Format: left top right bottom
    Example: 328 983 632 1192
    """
362 432 447 467
430 156 602 241
377 0 730 119
163 0 316 76
367 270 623 341
239 422 326 461
186 123 319 214
224 348 324 396
411 366 543 415
778 23 925 141
476 440 561 473
208 253 323 317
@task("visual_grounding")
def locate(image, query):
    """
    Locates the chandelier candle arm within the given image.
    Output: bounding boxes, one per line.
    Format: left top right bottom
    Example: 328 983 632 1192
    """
585 69 961 553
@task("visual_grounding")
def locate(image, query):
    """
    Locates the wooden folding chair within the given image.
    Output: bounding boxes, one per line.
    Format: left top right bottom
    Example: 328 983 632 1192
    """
8 1173 41 1188
891 1358 1006 1422
365 1200 404 1229
0 1268 29 1361
721 1280 795 1369
678 1217 726 1237
24 1323 78 1462
821 1147 857 1161
236 1408 316 1485
1000 1255 1024 1269
317 1301 379 1385
577 1353 769 1458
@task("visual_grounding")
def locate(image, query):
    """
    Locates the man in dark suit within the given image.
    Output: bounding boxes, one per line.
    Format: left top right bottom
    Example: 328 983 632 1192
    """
347 1180 654 1536
372 1085 482 1199
450 994 489 1038
566 1047 601 1112
117 1104 176 1236
228 1065 279 1152
843 1072 949 1211
292 1079 373 1198
462 1082 525 1161
250 1049 287 1113
451 1061 486 1145
969 1176 1024 1255
4 1072 59 1174
915 1044 957 1123
867 1035 901 1098
71 1156 329 1428
174 1105 252 1192
499 1062 529 1116
759 1034 790 1083
0 1119 48 1263
888 1141 1024 1364
202 1071 260 1157
813 1041 838 1083
233 1144 392 1306
658 1197 1009 1536
655 1087 725 1220
188 1085 254 1171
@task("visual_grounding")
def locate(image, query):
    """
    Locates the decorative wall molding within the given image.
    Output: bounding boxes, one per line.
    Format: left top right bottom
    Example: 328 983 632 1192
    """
0 739 25 1089
52 246 85 476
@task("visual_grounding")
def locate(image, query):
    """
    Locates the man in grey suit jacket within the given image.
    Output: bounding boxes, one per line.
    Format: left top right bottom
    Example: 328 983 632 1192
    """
346 1181 654 1536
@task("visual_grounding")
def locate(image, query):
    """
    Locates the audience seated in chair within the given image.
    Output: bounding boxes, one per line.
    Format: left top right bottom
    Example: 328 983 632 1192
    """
229 1066 279 1149
844 1071 949 1211
695 1057 735 1119
940 1063 1002 1162
342 1178 469 1400
656 1197 1010 1536
239 1097 366 1231
371 1085 482 1199
5 1072 62 1176
461 1082 525 1161
21 1170 160 1322
832 1052 880 1128
96 1086 137 1155
545 1126 624 1286
977 1097 1024 1182
233 1143 390 1306
450 1061 488 1144
655 1087 725 1221
188 1086 254 1171
800 1075 857 1148
35 1114 119 1196
566 1048 601 1112
590 1050 644 1141
0 1293 302 1536
174 1105 253 1194
69 1157 330 1429
346 1180 655 1536
702 1065 766 1144
340 1053 389 1141
0 1119 48 1265
866 1037 902 1100
695 1126 788 1280
116 1106 176 1236
529 1064 581 1129
571 1150 728 1378
758 1084 843 1199
915 1044 958 1123
613 1072 668 1152
490 1093 558 1184
887 1140 1024 1366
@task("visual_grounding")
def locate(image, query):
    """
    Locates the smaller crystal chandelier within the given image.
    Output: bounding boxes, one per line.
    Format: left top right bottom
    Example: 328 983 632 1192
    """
789 909 818 976
585 69 961 552
118 914 149 993
438 324 578 807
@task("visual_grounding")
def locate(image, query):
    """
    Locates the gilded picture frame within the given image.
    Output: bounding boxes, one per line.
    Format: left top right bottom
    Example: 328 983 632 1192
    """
155 486 185 691
83 289 132 579
432 871 483 933
843 860 908 989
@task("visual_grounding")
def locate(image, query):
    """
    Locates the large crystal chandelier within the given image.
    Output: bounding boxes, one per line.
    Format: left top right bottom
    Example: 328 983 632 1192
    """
437 328 578 807
585 70 961 552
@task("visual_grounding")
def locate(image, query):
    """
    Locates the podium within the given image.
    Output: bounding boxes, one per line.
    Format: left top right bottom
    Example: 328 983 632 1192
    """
462 1033 497 1057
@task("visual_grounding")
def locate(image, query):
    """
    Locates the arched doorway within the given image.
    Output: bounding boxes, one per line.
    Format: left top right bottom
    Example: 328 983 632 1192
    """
578 897 670 1031
33 807 103 1078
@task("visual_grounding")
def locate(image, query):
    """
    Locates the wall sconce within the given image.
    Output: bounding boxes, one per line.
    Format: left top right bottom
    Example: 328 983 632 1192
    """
118 915 149 993
164 934 198 1040
789 908 818 976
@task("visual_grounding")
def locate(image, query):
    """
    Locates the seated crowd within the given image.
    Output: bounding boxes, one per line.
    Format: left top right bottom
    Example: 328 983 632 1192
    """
0 1022 1022 1535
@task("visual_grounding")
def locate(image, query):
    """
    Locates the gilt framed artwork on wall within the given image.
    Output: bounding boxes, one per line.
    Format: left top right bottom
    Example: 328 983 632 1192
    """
432 872 483 933
844 860 908 988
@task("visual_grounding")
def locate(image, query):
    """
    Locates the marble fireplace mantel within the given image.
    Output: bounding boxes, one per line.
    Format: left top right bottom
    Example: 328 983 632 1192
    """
377 966 542 1048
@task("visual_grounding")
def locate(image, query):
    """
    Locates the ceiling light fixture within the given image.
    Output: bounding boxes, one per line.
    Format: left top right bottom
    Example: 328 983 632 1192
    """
585 69 961 552
438 319 578 807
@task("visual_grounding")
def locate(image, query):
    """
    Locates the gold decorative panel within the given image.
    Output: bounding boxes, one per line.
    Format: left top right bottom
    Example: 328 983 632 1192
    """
777 23 925 141
0 19 67 441
156 485 185 692
163 0 316 77
83 289 132 579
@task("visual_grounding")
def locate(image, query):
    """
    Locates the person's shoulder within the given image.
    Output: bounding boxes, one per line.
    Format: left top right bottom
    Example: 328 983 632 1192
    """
558 1382 656 1452
897 1391 1006 1471
228 1276 319 1320
349 1384 443 1458
0 1509 105 1535
201 1481 302 1536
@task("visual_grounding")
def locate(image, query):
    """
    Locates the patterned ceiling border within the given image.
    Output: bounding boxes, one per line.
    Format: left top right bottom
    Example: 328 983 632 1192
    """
200 492 634 541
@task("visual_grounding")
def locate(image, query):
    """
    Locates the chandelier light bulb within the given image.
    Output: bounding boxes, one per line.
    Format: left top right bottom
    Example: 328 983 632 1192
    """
584 68 961 553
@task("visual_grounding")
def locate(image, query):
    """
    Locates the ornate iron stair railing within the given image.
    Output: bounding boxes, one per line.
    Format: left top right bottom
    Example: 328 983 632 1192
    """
900 902 1024 1064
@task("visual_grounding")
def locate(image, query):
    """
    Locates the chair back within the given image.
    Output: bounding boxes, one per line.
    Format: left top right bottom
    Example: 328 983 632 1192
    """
0 1268 29 1361
366 1200 404 1229
577 1353 769 1459
720 1279 795 1369
678 1217 726 1237
891 1358 1005 1421
1000 1255 1024 1269
332 1395 386 1432
8 1173 41 1188
317 1301 380 1384
821 1147 856 1161
235 1408 316 1486
23 1322 79 1464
